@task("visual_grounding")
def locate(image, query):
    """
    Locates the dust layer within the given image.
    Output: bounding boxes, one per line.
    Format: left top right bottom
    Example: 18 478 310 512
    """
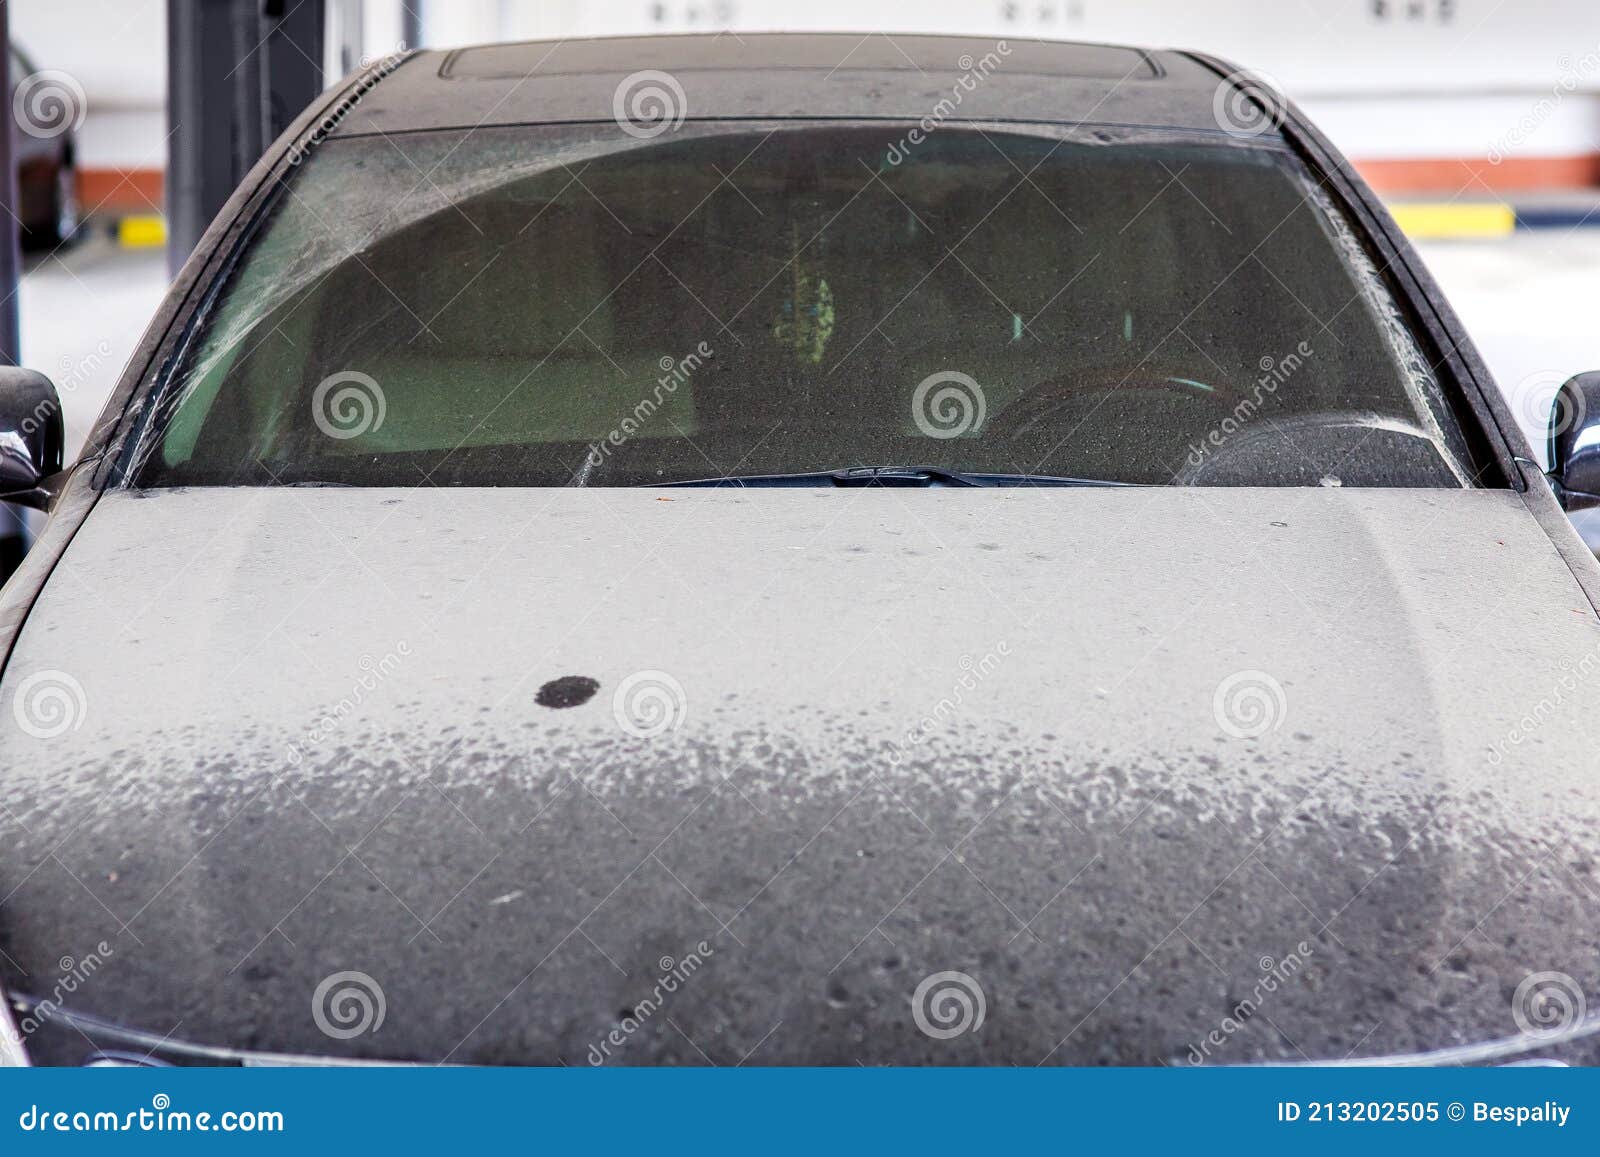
3 709 1597 1066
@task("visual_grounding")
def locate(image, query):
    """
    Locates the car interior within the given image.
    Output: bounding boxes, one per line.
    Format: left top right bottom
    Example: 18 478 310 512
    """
149 125 1479 488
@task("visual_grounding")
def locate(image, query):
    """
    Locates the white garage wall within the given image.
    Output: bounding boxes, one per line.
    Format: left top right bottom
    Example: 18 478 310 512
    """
435 0 1600 164
11 0 166 172
528 0 1598 93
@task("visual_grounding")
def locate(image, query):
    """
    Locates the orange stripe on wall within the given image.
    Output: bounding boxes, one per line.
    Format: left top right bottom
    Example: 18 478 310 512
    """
1352 155 1600 196
77 168 165 215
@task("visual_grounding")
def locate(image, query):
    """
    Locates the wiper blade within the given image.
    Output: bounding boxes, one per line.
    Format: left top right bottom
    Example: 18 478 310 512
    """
6 992 415 1067
655 466 1134 489
1223 1012 1600 1068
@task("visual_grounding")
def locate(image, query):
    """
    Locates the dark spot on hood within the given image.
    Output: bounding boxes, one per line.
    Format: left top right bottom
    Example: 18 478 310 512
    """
535 676 600 708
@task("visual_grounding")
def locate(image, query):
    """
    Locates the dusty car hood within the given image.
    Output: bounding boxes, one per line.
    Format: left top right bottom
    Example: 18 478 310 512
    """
2 486 1599 1065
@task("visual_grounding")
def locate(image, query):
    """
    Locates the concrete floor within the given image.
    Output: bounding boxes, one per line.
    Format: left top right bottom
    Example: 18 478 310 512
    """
15 227 1600 472
19 232 167 462
1414 232 1600 470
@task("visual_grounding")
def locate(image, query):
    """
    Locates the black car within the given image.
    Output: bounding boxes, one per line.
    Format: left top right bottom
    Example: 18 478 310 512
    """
1 34 1598 1067
8 43 79 249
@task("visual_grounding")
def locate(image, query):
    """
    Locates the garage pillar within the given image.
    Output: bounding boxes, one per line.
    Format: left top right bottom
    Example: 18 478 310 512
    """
0 0 20 368
166 0 326 275
402 2 424 51
0 1 24 576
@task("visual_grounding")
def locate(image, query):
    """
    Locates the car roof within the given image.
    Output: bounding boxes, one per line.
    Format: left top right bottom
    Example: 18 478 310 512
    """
333 32 1248 139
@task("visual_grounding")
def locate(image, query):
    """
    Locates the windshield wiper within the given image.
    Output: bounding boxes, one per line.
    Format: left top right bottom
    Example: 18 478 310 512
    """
654 466 1135 488
1222 1012 1600 1068
6 991 413 1067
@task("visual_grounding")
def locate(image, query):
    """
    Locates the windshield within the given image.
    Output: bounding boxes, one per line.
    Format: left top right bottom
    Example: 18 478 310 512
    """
135 122 1480 488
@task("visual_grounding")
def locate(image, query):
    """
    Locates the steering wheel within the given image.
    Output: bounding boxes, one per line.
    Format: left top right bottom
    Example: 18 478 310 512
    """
985 365 1248 443
1174 409 1446 486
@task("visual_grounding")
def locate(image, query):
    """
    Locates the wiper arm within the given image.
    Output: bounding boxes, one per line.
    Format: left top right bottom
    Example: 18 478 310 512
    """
1223 1012 1600 1068
654 466 1135 489
6 991 415 1067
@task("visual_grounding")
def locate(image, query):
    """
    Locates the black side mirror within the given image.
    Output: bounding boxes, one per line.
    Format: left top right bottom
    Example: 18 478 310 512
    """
0 367 64 508
1548 371 1600 512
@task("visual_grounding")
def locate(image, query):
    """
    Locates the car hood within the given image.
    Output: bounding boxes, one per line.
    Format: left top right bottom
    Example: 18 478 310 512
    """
3 486 1599 1065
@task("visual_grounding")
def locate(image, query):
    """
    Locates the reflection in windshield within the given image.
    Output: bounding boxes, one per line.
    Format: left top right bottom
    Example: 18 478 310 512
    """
137 122 1478 488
